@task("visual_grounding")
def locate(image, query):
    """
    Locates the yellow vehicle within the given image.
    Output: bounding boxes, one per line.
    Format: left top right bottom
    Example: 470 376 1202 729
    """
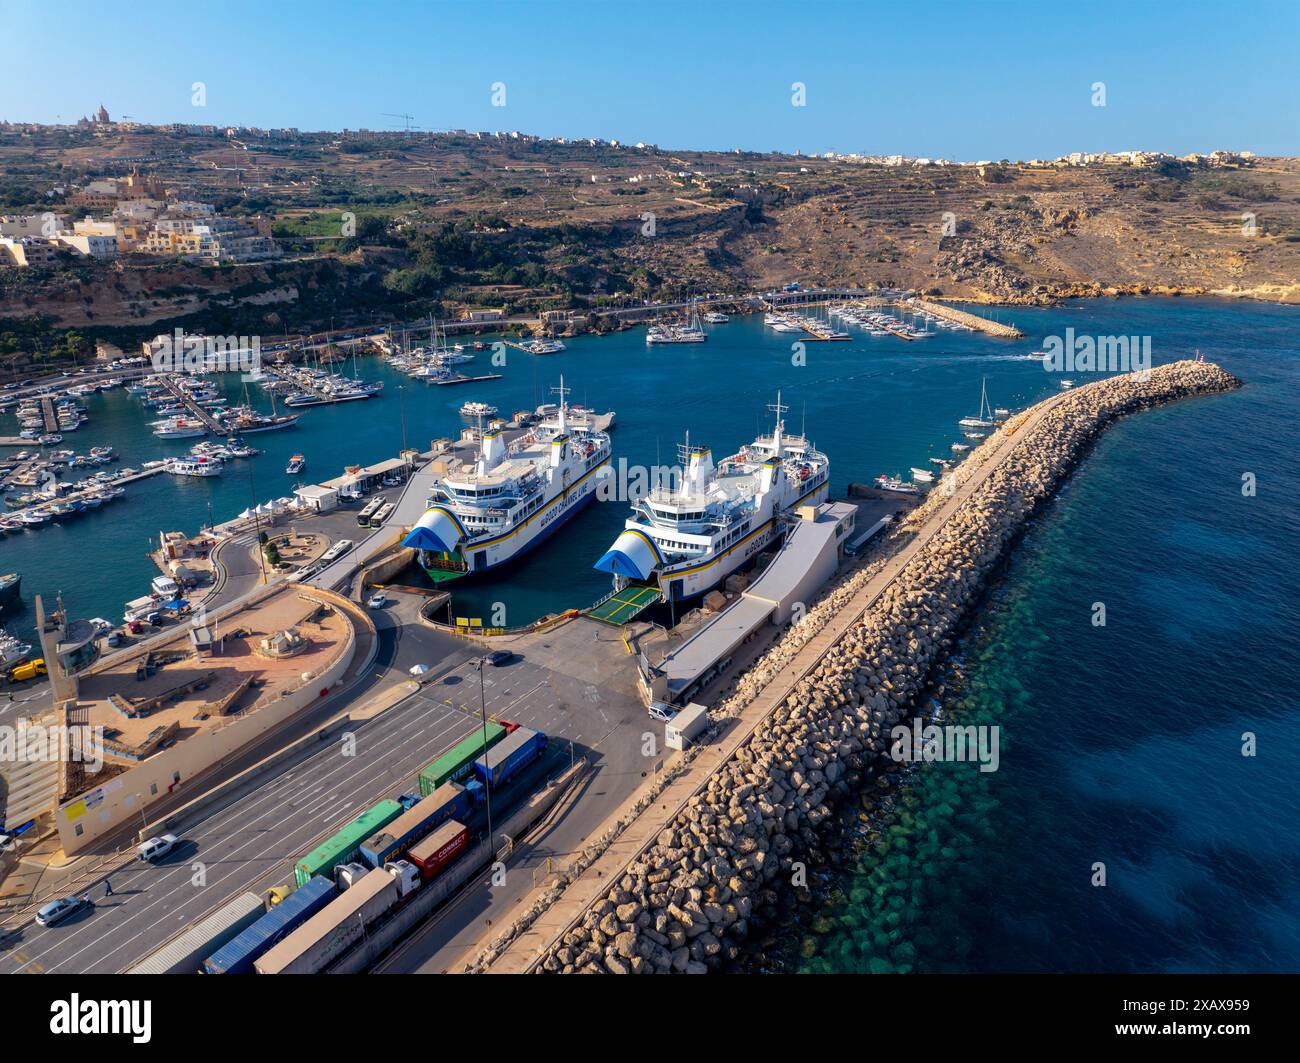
8 658 46 682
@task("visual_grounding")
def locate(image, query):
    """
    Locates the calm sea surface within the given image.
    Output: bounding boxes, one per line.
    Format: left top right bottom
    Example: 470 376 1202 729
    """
4 299 1297 970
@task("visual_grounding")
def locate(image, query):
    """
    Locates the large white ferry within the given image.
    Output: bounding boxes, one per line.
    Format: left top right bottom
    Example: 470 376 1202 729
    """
403 378 611 582
594 395 829 602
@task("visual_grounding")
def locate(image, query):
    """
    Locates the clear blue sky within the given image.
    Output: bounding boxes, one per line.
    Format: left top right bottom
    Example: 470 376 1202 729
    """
3 0 1296 158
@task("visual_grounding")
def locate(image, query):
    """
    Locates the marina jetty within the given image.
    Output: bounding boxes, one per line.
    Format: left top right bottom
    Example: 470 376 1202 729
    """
467 359 1239 974
909 298 1024 338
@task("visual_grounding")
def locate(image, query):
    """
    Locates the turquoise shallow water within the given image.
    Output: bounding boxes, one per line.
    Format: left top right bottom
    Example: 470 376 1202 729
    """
763 298 1300 973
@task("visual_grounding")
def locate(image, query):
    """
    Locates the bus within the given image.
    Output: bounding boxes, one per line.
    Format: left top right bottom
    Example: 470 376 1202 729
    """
369 502 396 528
356 498 383 527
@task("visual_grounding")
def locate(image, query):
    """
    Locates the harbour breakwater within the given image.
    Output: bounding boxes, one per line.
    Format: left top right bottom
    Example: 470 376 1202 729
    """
473 359 1244 975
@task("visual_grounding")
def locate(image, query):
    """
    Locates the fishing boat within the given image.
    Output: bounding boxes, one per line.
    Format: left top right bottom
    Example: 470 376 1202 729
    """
594 393 829 602
286 454 307 476
874 474 919 495
404 377 611 583
702 311 729 324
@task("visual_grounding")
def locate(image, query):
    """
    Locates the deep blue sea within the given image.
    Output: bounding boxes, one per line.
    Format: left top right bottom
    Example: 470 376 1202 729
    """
4 298 1298 971
767 298 1300 973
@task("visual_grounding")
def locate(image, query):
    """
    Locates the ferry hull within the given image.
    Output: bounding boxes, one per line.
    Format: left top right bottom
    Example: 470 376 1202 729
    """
418 458 608 582
609 479 829 601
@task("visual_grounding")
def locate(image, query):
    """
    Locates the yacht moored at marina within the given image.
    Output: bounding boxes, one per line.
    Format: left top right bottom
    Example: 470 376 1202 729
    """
594 394 829 602
1 626 33 666
521 338 566 355
403 377 611 582
166 456 223 477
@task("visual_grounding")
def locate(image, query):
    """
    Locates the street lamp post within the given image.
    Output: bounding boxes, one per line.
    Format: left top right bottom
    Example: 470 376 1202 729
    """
476 657 494 857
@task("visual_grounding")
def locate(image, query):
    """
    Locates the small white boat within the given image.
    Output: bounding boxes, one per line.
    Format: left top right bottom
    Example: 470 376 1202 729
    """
702 311 729 324
875 474 919 495
951 443 970 453
460 401 499 422
910 467 935 484
166 456 223 477
1060 379 1075 389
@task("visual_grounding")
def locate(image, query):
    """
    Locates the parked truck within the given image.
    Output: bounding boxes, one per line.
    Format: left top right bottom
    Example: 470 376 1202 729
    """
418 723 506 796
473 726 548 790
202 876 337 974
254 867 401 975
126 892 264 974
293 799 404 887
358 783 473 869
407 820 470 882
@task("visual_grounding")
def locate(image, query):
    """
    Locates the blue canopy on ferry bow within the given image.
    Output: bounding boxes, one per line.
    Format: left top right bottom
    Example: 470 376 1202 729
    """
403 506 466 553
593 530 662 580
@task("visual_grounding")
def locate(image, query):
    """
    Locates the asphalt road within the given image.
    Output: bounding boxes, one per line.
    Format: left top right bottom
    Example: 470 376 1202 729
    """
0 609 651 973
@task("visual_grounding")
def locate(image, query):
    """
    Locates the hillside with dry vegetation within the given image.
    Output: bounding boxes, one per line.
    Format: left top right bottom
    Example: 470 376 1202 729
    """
2 125 1298 362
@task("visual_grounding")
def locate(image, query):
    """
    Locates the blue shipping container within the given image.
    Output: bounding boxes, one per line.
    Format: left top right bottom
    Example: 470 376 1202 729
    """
358 784 473 868
202 876 337 974
473 727 548 789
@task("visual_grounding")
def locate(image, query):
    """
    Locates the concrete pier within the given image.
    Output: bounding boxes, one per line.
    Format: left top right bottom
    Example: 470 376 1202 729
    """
908 298 1024 337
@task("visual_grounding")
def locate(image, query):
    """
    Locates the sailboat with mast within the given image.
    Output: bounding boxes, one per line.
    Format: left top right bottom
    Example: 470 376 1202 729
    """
403 376 612 581
958 376 997 430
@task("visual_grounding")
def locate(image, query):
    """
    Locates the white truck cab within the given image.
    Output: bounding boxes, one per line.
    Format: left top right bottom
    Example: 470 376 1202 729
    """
386 859 422 898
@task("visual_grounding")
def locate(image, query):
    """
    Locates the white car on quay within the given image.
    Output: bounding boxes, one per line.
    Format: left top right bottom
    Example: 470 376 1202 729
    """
136 833 179 863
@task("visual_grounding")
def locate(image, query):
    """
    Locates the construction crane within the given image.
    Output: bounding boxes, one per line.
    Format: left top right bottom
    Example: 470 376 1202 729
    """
381 112 417 134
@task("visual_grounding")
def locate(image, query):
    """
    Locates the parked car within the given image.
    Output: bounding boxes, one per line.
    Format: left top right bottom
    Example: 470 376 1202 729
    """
34 895 90 927
137 833 179 863
648 702 678 722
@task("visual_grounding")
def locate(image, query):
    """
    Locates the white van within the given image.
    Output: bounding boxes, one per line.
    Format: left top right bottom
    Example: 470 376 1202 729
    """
151 576 179 598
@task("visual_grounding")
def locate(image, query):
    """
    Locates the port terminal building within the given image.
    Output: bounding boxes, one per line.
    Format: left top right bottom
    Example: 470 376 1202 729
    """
644 501 861 706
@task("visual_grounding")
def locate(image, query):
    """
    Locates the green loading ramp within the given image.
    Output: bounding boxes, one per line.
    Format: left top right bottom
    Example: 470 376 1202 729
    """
586 585 663 625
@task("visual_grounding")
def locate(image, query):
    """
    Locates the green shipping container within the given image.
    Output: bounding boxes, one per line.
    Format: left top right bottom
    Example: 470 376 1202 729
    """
294 799 404 887
418 723 506 797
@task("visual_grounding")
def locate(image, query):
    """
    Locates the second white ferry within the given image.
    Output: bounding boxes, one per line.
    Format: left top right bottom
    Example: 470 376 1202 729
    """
403 379 611 581
594 395 829 602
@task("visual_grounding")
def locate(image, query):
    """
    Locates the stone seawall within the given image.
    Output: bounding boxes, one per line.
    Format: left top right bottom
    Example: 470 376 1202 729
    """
511 361 1241 974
